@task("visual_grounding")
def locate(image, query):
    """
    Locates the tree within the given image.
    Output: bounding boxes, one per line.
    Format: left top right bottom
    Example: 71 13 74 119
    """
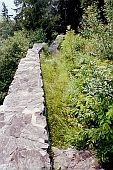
0 3 15 39
81 0 106 22
13 0 62 39
1 2 9 22
12 0 82 38
81 0 105 7
58 0 82 32
12 0 23 14
0 19 15 39
14 0 49 30
1 2 13 22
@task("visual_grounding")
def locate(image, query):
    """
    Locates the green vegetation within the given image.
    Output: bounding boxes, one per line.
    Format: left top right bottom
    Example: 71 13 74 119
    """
0 0 113 168
41 1 113 166
0 29 30 104
41 51 70 146
0 27 47 104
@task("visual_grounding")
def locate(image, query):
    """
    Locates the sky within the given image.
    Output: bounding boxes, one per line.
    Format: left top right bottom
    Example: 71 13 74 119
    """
0 0 16 18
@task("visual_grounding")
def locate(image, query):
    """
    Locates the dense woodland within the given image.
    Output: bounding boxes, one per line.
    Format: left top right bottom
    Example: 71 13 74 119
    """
0 0 113 169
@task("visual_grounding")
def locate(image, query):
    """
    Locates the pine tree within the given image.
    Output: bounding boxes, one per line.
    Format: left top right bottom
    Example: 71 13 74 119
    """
1 2 9 22
13 0 23 14
58 0 82 32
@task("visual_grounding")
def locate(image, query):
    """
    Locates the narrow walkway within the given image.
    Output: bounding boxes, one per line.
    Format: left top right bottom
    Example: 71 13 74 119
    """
0 44 50 170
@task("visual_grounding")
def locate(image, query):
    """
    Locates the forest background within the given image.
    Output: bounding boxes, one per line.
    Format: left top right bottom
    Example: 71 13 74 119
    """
0 0 113 169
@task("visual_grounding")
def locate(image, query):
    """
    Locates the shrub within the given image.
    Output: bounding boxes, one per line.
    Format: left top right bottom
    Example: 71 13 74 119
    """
0 30 31 104
64 56 113 162
41 1 113 164
60 24 113 163
29 28 47 43
81 3 113 60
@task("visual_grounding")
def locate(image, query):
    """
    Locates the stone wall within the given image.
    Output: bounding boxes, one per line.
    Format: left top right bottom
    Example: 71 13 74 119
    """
0 42 104 170
0 43 50 170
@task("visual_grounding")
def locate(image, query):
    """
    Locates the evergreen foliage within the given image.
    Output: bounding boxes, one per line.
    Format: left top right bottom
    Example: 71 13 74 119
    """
1 2 9 21
13 0 83 38
58 0 82 32
0 19 15 39
12 0 106 36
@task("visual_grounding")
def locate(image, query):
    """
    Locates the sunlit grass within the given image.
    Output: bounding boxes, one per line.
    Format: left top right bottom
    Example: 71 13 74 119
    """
41 52 70 148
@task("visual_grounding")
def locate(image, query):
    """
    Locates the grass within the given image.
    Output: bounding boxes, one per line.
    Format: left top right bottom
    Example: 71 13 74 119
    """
41 52 70 148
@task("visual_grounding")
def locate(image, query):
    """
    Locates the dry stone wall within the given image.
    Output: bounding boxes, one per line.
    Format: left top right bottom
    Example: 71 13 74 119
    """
0 43 50 170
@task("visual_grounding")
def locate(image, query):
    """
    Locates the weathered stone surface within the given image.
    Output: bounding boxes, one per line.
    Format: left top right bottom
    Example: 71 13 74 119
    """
49 35 64 53
0 43 50 170
52 147 104 170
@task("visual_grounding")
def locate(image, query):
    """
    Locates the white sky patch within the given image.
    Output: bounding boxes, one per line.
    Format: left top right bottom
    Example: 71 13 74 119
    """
0 0 16 18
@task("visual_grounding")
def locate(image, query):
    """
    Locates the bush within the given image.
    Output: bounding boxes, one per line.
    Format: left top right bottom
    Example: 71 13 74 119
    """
60 5 113 162
81 3 113 60
0 30 31 104
0 19 15 39
41 1 113 165
29 28 47 43
65 56 113 162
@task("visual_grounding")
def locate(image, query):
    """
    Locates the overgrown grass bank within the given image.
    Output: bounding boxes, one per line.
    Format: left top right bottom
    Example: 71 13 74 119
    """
41 52 70 147
41 2 113 166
